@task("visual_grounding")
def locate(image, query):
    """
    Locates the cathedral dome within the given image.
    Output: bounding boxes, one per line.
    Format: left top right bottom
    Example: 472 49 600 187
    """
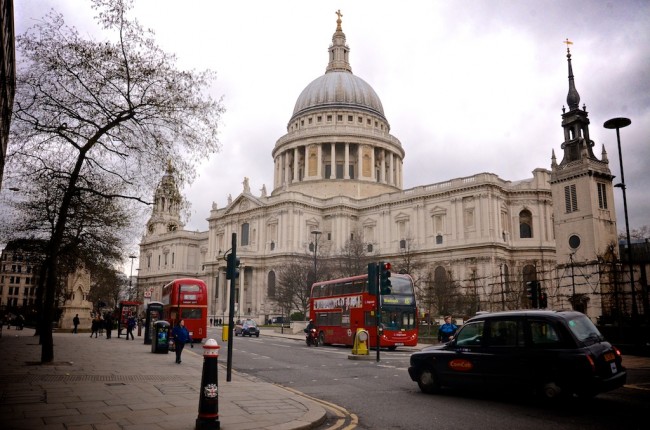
291 71 385 121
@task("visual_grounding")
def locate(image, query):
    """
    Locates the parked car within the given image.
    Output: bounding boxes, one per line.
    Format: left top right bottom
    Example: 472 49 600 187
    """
234 319 260 337
408 310 626 399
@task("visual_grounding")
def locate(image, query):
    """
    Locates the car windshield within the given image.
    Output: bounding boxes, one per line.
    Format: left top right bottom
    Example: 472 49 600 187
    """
566 314 603 343
244 321 256 327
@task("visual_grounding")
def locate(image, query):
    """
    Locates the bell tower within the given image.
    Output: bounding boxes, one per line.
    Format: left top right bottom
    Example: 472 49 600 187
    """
550 42 618 315
145 161 184 236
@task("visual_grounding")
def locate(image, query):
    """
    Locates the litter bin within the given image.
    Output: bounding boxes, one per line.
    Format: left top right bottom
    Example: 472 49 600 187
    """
152 320 170 354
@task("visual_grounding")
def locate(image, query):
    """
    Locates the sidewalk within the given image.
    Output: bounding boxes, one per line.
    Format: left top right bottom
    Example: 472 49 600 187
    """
0 327 326 430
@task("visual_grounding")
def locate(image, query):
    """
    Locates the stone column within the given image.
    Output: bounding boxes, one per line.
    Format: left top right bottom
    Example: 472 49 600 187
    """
344 143 350 179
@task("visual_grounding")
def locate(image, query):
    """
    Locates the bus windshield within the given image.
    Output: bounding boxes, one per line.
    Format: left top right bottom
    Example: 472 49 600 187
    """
381 307 417 330
387 276 415 295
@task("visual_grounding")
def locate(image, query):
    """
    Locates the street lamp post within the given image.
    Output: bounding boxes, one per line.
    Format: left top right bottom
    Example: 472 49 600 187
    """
128 255 136 299
604 117 638 319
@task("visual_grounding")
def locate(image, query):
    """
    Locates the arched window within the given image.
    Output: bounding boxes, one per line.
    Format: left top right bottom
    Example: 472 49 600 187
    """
436 234 443 244
241 223 250 246
519 210 532 238
267 271 276 298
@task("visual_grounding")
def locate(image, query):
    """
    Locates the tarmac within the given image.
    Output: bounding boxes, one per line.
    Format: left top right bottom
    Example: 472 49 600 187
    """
1 325 648 430
0 326 327 430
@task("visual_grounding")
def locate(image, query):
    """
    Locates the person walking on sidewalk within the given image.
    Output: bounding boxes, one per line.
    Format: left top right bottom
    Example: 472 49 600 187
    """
105 313 113 339
171 319 192 364
72 314 80 334
90 315 101 338
126 316 136 340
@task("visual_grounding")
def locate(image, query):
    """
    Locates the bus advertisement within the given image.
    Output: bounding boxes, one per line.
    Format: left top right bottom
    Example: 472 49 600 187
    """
309 273 418 349
161 278 208 342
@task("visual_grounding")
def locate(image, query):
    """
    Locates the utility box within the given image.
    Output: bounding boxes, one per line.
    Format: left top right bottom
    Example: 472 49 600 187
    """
152 320 170 354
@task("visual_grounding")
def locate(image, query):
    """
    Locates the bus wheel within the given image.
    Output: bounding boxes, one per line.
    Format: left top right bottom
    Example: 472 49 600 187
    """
417 367 441 394
388 346 397 351
318 331 325 346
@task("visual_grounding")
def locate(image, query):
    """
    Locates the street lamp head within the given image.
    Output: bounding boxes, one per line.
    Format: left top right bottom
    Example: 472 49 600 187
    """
604 117 631 129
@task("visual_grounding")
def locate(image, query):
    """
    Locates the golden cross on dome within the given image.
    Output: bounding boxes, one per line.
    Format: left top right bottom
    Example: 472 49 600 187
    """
336 9 343 30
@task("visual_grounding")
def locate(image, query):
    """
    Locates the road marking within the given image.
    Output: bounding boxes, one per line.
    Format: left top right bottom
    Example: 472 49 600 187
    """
280 385 358 430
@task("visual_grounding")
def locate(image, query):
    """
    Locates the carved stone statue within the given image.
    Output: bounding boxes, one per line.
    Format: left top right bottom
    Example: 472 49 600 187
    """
260 184 267 197
243 177 250 193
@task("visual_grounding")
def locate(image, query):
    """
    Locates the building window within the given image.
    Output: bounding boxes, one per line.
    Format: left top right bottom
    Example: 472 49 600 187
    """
519 210 533 238
597 182 608 209
564 184 578 213
241 223 250 246
308 118 312 124
367 244 373 253
436 234 443 244
348 115 353 122
400 239 406 249
358 116 362 123
317 116 322 122
327 115 332 122
338 115 343 121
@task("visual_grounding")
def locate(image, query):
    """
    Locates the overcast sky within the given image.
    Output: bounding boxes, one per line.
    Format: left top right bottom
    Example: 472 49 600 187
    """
12 1 650 257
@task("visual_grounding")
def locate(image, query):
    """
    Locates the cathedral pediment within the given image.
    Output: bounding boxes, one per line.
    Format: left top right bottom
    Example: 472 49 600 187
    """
224 194 264 215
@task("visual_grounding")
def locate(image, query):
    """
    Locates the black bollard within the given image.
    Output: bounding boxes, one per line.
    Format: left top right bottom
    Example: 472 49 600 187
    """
196 338 220 430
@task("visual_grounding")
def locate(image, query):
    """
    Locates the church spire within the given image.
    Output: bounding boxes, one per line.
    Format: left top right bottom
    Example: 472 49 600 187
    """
326 10 352 73
565 39 580 111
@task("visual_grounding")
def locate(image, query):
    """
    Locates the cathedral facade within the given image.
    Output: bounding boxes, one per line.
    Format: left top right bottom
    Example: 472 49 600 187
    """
136 17 619 323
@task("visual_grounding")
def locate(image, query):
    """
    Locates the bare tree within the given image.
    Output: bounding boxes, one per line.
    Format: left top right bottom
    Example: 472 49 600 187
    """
276 258 312 319
337 229 372 277
8 0 224 362
88 265 125 311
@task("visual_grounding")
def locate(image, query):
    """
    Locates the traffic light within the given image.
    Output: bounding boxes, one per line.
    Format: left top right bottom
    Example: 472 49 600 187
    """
380 262 392 295
226 253 240 280
539 291 548 308
368 263 378 295
526 281 539 308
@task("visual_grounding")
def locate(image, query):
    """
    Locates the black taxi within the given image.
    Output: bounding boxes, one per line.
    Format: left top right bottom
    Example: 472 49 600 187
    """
408 310 626 399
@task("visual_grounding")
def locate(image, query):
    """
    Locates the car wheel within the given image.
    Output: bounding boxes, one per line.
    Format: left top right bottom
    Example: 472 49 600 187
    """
417 367 441 394
256 333 260 337
539 381 568 400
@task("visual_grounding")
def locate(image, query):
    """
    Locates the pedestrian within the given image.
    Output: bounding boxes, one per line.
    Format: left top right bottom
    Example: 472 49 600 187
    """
171 319 192 364
72 314 80 334
126 316 135 340
210 318 213 327
90 315 101 338
438 315 458 343
105 313 113 339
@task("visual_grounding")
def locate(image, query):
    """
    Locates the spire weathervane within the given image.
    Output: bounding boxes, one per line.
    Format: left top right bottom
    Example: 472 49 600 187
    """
564 38 573 53
564 38 580 111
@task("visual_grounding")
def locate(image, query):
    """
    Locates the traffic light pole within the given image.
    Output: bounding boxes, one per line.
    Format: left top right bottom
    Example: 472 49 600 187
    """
226 233 237 382
375 263 381 362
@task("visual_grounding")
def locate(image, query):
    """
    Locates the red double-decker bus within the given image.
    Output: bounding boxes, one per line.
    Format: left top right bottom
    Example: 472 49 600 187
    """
161 278 208 342
309 273 418 349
